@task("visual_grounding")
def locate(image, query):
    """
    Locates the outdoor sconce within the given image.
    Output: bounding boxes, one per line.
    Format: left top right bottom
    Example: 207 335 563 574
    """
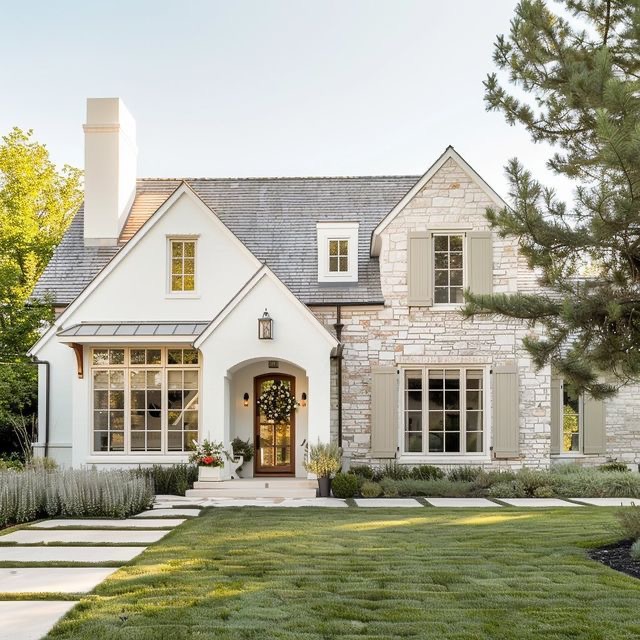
258 309 273 340
301 392 307 407
243 392 250 407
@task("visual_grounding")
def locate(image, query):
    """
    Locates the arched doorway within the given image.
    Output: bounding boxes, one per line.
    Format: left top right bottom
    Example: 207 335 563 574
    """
254 373 296 476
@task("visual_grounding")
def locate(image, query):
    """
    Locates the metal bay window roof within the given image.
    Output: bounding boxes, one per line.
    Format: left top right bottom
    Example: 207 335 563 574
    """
57 321 209 340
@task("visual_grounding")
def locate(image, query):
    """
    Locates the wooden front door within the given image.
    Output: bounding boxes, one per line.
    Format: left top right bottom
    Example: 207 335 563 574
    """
254 374 295 476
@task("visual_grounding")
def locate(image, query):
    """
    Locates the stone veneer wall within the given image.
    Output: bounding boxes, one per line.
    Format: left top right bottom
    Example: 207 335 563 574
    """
311 157 640 470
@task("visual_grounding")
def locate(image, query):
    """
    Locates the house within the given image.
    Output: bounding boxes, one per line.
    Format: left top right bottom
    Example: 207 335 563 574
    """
28 98 640 478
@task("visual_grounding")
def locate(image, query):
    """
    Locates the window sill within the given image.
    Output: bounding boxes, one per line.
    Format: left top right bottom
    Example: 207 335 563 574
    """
430 304 464 312
87 454 190 463
165 293 200 300
398 454 490 464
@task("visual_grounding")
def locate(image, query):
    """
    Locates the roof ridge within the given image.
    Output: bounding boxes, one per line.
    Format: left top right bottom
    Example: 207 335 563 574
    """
137 175 420 182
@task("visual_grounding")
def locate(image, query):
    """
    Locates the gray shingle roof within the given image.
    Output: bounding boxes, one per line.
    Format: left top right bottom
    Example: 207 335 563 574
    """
33 176 419 306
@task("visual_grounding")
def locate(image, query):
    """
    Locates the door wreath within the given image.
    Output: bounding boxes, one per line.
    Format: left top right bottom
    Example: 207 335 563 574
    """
257 380 298 423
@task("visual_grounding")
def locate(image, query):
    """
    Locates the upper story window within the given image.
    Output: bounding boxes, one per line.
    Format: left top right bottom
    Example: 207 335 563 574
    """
433 234 464 304
169 239 196 293
317 222 358 283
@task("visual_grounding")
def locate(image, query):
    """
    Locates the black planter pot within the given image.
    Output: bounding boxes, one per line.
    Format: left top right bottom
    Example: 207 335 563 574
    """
317 476 332 498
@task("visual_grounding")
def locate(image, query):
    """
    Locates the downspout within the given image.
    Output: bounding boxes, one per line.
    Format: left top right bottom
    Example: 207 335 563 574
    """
334 305 344 448
31 358 50 458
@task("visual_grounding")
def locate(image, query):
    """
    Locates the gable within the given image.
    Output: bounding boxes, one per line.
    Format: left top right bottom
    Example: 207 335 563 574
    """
370 147 508 256
30 184 261 355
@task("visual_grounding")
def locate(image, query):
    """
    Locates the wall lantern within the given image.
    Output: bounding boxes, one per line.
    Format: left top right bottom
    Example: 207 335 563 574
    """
258 309 273 340
301 392 307 407
243 392 250 407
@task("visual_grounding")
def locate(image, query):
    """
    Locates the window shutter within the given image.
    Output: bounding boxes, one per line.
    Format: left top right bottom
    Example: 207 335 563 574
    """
468 231 493 296
370 366 398 458
407 232 432 306
492 361 519 458
583 395 606 455
550 373 562 455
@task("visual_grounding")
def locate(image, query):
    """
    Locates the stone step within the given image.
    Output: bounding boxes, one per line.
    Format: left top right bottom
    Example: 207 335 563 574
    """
185 487 317 499
192 478 316 490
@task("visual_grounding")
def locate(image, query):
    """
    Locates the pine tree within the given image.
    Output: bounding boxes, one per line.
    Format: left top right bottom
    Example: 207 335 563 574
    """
464 0 640 398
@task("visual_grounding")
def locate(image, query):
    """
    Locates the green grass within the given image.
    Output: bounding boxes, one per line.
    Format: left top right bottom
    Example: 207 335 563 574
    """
46 508 640 639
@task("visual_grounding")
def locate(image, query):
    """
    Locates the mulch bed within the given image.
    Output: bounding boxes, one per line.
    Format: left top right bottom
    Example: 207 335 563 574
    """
589 540 640 580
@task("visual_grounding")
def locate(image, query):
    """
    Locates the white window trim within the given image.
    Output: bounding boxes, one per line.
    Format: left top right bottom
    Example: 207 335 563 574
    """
166 235 200 298
89 346 201 456
397 364 491 463
432 231 466 308
316 222 358 283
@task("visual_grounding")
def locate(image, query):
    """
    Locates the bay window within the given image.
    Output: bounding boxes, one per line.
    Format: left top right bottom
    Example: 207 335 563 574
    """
402 367 485 455
92 347 199 454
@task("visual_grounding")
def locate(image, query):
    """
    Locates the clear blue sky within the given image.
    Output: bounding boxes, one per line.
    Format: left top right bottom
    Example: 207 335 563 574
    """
0 0 561 198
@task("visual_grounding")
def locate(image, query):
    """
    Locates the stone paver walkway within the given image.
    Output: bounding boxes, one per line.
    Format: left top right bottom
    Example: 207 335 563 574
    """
571 497 639 506
425 498 498 508
0 507 201 639
498 498 582 508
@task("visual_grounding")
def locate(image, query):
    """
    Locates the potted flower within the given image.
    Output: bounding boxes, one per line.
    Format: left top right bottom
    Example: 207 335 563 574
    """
190 439 226 482
304 441 342 497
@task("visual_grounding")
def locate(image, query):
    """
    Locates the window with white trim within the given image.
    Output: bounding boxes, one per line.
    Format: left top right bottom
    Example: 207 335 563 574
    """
433 233 464 304
169 239 196 292
402 367 485 454
316 222 358 282
92 347 199 454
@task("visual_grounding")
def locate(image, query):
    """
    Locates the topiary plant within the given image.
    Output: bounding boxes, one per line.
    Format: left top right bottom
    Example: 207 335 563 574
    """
360 481 383 498
331 472 359 498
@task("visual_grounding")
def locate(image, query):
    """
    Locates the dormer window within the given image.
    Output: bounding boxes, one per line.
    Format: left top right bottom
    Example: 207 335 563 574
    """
168 238 197 294
317 222 358 283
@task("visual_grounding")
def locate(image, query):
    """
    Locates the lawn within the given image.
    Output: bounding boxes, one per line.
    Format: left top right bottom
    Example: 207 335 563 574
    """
47 507 640 639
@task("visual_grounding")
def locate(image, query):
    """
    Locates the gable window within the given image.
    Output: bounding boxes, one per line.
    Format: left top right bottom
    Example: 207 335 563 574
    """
329 239 349 273
169 239 196 293
433 234 464 304
317 222 358 283
92 347 199 455
402 366 485 455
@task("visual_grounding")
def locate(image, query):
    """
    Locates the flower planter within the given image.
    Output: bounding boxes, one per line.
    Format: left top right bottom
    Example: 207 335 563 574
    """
199 466 223 482
317 476 332 498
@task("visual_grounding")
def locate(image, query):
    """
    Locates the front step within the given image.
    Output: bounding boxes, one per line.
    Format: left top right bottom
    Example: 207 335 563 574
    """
185 478 318 499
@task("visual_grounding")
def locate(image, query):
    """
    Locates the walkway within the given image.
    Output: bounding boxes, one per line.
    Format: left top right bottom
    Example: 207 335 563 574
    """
0 505 201 640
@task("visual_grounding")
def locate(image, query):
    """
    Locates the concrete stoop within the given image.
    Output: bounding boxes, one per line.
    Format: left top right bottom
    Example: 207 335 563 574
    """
186 478 317 499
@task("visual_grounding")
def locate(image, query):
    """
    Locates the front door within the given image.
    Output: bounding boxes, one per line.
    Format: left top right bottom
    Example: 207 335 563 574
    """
254 374 295 475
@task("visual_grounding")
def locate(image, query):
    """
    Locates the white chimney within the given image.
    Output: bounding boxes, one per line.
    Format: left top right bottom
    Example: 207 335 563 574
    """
83 98 137 246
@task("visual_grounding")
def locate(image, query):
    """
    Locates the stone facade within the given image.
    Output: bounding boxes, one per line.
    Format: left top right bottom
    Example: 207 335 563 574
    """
312 157 639 470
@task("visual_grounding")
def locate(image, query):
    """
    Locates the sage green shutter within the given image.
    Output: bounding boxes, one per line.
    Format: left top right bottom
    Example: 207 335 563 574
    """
370 366 398 458
407 232 432 306
468 231 493 296
583 395 606 455
492 362 519 458
550 374 562 455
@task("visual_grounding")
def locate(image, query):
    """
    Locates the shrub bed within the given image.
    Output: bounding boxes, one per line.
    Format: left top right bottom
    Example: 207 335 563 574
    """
134 464 198 496
0 467 154 528
346 464 640 499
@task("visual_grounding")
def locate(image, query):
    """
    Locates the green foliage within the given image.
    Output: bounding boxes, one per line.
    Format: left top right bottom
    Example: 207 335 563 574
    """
134 464 198 496
447 466 483 482
331 472 359 498
304 441 342 478
464 0 640 397
617 505 640 541
231 437 254 464
0 128 82 453
378 461 411 480
0 467 153 528
360 480 383 498
599 461 630 473
410 465 445 480
533 485 556 498
631 538 640 561
380 478 474 498
348 465 374 480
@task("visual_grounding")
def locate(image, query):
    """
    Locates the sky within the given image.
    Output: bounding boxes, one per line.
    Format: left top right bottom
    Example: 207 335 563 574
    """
0 0 565 200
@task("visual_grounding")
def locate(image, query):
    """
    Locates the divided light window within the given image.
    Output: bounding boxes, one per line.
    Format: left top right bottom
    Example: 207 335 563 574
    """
170 239 196 292
403 367 484 455
433 234 464 304
92 347 199 454
562 386 581 453
328 239 349 273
